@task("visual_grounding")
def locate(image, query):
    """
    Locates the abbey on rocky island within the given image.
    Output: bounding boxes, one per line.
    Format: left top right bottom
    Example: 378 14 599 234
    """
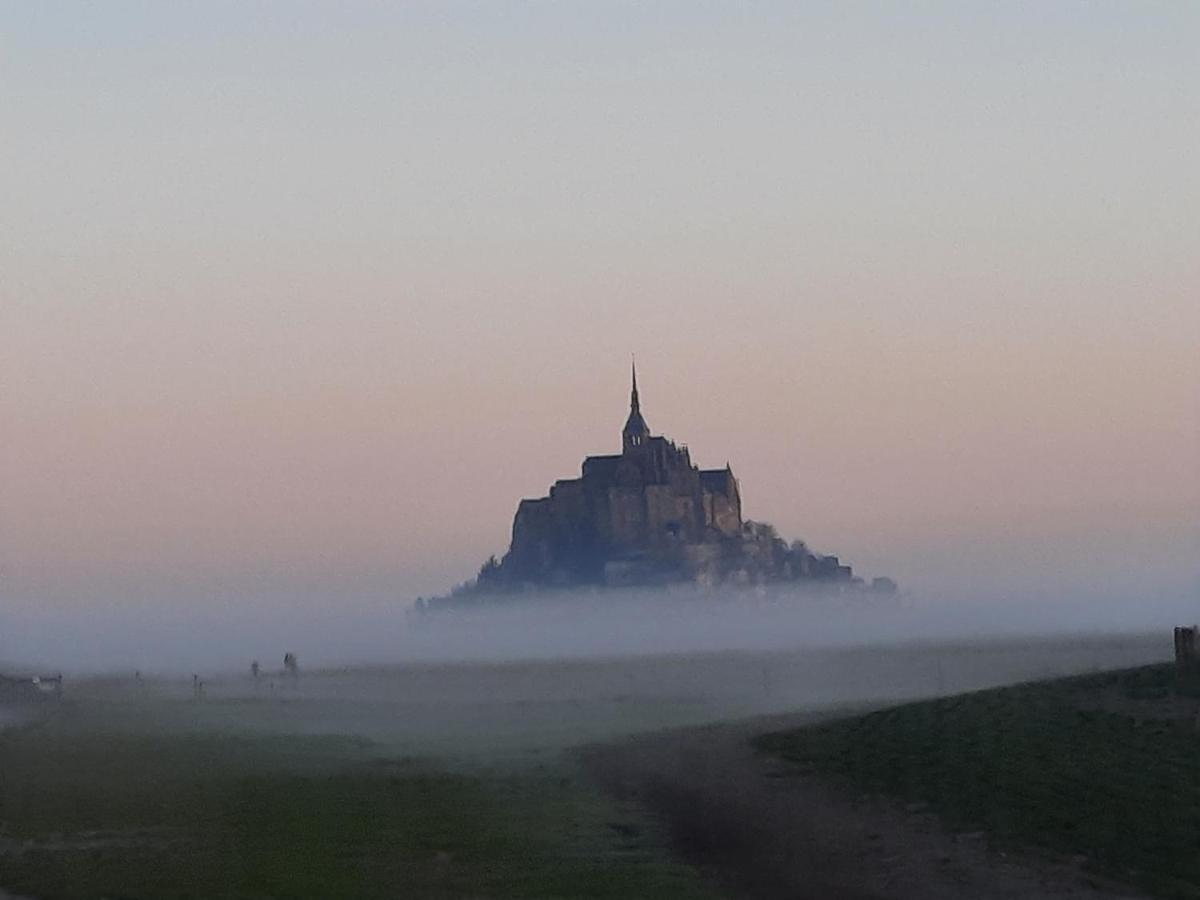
497 363 743 586
436 364 896 600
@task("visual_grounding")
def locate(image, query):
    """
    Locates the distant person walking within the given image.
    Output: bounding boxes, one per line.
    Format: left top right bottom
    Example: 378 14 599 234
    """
283 653 298 679
251 660 260 680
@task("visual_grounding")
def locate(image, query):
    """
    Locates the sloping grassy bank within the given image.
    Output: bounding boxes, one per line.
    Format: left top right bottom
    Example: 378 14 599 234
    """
0 722 716 899
756 663 1200 899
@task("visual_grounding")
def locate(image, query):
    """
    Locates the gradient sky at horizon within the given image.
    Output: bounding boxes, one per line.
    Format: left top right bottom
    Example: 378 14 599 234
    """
3 2 1198 623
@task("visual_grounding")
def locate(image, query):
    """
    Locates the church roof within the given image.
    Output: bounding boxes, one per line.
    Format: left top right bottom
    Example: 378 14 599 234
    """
582 454 622 480
623 408 649 436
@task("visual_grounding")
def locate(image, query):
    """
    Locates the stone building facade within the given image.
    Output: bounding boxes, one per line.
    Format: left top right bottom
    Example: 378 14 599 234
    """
497 365 743 586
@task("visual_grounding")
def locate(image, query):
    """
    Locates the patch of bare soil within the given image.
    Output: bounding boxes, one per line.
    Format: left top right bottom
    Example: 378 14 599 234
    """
577 710 1146 900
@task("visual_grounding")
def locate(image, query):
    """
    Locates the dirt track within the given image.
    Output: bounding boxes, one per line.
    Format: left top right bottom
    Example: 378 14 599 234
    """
578 709 1146 900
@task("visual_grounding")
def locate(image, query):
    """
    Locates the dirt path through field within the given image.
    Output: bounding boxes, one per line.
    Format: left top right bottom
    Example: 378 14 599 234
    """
578 709 1146 900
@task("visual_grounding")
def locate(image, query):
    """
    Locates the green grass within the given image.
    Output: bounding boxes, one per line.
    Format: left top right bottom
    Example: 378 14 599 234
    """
755 663 1200 899
0 724 717 899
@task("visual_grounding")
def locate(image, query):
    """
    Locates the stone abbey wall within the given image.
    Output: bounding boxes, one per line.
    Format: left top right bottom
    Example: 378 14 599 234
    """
501 430 744 586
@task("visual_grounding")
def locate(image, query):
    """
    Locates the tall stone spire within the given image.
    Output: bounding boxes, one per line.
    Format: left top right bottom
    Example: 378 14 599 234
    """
622 357 650 451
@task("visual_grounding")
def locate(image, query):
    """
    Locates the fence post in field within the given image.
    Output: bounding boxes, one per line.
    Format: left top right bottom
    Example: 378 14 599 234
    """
1174 626 1198 670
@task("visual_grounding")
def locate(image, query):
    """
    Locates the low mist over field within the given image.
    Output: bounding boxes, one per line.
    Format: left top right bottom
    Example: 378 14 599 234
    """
2 580 1196 675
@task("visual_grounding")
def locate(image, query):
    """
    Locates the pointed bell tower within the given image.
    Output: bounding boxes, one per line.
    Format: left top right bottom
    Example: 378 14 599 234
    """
622 358 650 453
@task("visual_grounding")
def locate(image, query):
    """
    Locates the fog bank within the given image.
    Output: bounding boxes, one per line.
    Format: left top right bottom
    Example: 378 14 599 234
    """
2 582 1196 675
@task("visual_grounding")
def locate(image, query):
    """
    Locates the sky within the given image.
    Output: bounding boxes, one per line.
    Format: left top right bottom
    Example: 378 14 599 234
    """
2 3 1198 664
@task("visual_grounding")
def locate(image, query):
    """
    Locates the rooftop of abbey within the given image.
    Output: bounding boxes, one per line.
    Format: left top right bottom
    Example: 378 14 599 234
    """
431 364 897 603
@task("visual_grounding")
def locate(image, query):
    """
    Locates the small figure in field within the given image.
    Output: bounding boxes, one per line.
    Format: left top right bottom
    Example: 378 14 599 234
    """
251 660 260 680
192 673 200 699
283 652 298 679
35 673 65 699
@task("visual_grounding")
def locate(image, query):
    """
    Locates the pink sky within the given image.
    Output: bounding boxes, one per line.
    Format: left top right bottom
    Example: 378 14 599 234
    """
2 4 1197 619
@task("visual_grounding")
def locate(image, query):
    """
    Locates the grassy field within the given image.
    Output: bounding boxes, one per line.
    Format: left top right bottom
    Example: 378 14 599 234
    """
0 636 1170 898
0 721 716 899
756 663 1200 899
